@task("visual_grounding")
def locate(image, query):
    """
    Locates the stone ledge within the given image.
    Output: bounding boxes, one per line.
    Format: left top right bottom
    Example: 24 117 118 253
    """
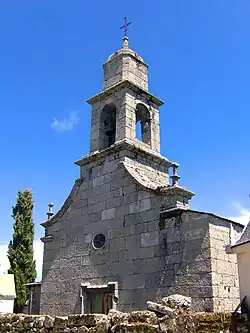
86 80 163 106
75 139 175 169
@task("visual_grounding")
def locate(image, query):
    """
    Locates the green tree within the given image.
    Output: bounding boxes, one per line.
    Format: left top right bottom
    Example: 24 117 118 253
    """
8 189 36 313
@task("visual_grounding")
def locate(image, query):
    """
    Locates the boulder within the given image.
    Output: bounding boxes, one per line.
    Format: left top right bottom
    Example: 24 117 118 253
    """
146 301 176 316
77 325 90 333
44 315 55 329
33 316 46 328
54 316 68 329
161 294 191 310
128 311 158 325
108 309 129 326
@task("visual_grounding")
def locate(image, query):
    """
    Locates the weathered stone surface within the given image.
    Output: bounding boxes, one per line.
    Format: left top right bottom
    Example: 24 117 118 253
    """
77 325 90 333
44 315 55 328
68 314 108 327
54 316 68 328
89 321 109 333
127 311 158 325
111 322 159 333
1 312 249 333
146 301 176 316
161 294 191 310
108 309 129 326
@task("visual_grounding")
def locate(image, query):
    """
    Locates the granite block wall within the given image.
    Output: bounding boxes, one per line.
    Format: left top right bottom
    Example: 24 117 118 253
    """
40 149 168 316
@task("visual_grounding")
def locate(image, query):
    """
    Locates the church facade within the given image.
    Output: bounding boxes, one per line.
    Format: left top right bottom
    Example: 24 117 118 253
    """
40 34 243 315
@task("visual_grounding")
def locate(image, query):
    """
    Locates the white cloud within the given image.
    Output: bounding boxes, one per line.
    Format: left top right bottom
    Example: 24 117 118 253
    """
0 239 44 281
51 111 80 132
227 202 250 226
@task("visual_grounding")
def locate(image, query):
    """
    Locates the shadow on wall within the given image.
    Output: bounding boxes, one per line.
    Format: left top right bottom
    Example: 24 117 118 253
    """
157 210 212 312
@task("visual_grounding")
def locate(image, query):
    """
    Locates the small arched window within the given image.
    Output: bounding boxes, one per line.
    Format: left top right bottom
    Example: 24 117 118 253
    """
135 103 151 145
99 104 116 150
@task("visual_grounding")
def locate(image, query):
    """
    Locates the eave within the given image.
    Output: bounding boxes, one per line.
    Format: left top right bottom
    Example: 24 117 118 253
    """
75 138 174 169
86 80 164 106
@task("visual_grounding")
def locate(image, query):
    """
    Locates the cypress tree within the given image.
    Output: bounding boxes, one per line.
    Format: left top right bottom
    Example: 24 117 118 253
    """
8 189 36 313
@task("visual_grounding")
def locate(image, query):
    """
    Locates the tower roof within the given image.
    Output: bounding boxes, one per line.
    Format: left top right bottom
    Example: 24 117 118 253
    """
107 36 145 64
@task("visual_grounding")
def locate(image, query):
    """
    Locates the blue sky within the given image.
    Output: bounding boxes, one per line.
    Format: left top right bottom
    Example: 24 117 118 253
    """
1 0 250 277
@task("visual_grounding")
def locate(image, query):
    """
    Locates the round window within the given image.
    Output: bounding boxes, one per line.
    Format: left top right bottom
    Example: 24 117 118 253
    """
93 233 106 249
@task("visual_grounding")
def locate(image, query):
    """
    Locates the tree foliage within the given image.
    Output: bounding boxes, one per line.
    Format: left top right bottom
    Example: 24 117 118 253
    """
8 189 36 313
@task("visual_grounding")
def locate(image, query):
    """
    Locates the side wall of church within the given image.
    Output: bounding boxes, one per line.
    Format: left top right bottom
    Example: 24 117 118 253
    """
159 211 213 311
209 218 242 312
159 211 242 312
40 150 168 316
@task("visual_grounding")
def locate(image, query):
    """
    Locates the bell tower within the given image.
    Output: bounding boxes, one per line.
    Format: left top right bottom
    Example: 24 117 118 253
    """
87 25 163 154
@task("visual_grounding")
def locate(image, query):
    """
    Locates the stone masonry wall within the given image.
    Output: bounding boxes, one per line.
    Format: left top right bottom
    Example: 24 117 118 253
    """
159 210 242 313
159 210 213 311
40 148 169 315
0 312 249 333
90 87 160 153
209 218 242 312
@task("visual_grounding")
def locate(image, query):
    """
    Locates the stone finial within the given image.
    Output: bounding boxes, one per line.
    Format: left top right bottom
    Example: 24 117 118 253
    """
170 164 180 186
122 36 129 49
47 202 54 220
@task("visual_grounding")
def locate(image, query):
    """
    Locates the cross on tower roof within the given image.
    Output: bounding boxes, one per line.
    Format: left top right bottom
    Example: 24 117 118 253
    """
120 16 131 38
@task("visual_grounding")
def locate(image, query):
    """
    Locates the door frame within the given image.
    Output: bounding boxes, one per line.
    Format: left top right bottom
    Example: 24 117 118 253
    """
80 282 118 314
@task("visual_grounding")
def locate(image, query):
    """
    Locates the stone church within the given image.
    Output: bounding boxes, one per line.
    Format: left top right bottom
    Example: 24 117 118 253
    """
39 32 243 316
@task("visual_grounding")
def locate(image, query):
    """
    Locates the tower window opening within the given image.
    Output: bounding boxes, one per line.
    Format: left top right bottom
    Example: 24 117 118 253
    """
136 121 142 141
99 103 116 150
135 104 151 145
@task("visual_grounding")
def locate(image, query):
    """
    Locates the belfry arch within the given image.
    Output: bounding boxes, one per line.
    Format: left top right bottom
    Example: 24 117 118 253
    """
99 103 116 150
135 103 151 146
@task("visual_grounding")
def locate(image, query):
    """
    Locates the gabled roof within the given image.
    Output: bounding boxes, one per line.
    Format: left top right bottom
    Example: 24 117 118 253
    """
232 221 250 248
0 274 16 298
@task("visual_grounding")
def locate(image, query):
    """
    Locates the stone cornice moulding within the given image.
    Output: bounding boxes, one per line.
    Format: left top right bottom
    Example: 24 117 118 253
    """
75 139 175 169
86 80 164 106
41 178 83 228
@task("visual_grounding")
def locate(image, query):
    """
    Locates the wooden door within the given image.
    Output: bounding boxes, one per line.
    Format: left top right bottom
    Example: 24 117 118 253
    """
87 291 113 314
101 293 113 314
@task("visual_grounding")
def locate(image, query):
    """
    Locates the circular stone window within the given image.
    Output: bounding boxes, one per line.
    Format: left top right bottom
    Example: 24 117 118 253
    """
93 233 106 249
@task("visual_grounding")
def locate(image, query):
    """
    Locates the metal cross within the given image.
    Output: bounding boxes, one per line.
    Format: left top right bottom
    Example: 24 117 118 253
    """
120 16 131 37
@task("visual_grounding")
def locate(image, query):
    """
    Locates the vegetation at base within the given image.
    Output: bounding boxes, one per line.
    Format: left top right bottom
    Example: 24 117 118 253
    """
8 189 36 313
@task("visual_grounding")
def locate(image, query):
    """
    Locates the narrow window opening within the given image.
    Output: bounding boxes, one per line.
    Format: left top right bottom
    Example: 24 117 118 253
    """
99 104 116 150
136 121 142 141
135 104 151 146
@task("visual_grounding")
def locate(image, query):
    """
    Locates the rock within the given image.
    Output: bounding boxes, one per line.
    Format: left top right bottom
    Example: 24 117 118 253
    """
76 325 89 333
111 322 159 333
128 311 158 325
68 314 108 328
44 315 55 329
54 316 68 329
161 294 191 310
108 309 129 325
23 315 34 328
89 321 109 333
146 301 176 316
158 314 178 332
33 316 46 329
